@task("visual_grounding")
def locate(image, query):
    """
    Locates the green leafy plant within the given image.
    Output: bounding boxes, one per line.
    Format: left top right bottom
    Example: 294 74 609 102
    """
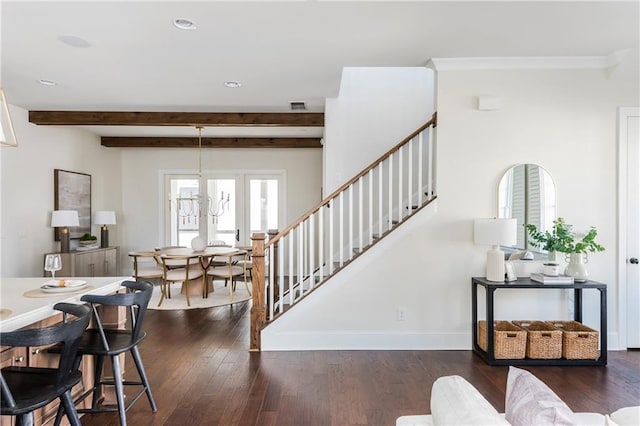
525 217 605 254
79 233 97 241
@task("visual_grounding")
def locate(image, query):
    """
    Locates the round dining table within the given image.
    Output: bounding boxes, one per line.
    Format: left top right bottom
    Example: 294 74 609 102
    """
157 246 250 298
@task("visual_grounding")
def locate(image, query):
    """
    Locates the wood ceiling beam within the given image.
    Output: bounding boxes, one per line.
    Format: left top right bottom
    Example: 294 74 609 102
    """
29 111 324 127
100 137 322 148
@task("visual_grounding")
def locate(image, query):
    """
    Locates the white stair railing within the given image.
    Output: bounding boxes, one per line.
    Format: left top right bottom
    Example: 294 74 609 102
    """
250 114 438 350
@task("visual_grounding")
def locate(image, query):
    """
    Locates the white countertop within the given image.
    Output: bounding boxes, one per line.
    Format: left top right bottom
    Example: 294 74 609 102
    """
0 276 131 332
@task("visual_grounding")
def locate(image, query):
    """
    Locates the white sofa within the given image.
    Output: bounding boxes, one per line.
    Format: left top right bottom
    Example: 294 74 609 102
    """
397 367 639 426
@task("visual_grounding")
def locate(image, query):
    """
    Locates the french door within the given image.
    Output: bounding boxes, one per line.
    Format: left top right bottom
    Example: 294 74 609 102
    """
165 172 284 247
620 108 640 348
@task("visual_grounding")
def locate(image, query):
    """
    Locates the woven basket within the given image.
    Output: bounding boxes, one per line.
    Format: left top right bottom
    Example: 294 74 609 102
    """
512 320 563 359
547 321 599 360
478 320 526 359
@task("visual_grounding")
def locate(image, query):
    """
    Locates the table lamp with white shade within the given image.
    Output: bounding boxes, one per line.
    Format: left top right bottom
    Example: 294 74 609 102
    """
474 218 518 282
94 211 116 248
51 210 79 253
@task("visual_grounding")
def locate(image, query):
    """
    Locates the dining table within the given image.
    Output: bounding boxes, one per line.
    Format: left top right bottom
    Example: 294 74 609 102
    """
156 246 250 298
158 245 244 259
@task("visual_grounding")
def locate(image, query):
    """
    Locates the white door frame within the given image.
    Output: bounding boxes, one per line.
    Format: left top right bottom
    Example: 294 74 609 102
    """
617 106 640 349
162 169 286 247
204 173 242 245
243 172 287 245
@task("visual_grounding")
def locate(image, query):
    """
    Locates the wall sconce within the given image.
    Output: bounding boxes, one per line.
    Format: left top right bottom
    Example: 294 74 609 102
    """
94 211 116 248
0 88 18 147
474 218 517 281
51 210 80 253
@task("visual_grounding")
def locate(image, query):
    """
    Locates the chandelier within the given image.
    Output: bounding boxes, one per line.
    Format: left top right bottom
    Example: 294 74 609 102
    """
172 126 230 224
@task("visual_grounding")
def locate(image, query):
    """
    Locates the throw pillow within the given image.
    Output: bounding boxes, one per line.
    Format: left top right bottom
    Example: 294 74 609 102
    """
505 366 576 426
610 406 640 425
430 375 510 425
605 414 620 426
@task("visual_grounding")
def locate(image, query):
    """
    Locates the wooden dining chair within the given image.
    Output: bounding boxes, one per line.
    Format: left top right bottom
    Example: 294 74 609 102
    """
209 240 230 247
206 241 231 268
205 250 251 299
153 245 186 251
235 253 253 282
159 253 205 307
129 251 163 283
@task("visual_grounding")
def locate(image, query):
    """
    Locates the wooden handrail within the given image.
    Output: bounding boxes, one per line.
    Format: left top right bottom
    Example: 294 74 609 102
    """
251 112 438 350
266 113 437 247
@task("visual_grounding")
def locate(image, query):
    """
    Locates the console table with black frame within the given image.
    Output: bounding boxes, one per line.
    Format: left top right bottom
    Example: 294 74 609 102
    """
472 277 607 366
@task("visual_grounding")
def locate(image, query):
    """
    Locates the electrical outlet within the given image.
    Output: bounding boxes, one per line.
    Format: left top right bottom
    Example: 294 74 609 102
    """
397 307 406 321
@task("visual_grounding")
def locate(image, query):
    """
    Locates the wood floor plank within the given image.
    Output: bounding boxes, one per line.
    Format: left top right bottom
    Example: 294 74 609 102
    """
76 301 640 425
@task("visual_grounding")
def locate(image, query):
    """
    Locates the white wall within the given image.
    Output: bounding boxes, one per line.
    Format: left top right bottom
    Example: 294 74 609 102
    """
323 67 435 194
119 148 322 274
0 107 322 278
3 57 637 350
263 55 640 350
0 105 122 277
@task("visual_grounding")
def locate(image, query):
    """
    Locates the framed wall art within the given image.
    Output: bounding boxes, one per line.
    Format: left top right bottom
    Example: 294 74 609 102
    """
54 169 91 240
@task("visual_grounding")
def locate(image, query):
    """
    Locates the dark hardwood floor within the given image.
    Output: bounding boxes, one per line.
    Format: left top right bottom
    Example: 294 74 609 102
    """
80 301 640 425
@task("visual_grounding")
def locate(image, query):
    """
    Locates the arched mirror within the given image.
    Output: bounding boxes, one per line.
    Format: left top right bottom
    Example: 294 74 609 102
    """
498 164 556 252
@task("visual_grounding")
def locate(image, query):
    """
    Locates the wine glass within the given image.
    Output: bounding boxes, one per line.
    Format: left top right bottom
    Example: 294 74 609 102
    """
44 254 62 279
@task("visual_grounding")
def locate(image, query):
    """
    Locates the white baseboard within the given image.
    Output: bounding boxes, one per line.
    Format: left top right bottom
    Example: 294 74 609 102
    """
261 330 469 351
607 332 620 350
261 330 623 352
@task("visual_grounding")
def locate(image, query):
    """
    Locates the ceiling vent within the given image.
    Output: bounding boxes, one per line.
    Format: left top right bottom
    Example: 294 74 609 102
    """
290 101 306 111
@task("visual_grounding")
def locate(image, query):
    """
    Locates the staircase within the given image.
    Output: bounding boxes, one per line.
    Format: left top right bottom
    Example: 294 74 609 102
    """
250 113 438 350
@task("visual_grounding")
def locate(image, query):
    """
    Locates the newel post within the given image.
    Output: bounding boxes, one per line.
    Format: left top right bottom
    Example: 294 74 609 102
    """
250 232 266 351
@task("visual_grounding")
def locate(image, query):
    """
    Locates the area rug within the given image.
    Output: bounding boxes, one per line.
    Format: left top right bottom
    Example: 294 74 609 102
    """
148 281 252 311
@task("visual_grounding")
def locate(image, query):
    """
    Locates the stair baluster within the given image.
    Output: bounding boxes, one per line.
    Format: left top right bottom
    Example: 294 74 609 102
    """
251 113 438 351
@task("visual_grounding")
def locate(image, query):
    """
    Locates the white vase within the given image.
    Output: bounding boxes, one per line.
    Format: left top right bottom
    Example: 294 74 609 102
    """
564 253 589 282
191 236 207 252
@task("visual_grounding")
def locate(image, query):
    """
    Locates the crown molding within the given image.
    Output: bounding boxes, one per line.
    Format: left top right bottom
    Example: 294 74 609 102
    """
428 50 630 71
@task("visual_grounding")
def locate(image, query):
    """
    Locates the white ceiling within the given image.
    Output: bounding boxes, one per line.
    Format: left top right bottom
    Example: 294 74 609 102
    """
2 1 639 138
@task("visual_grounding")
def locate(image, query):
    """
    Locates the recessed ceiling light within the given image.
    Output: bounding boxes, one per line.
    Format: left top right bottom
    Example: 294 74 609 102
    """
58 35 91 48
38 79 58 86
224 81 241 88
174 18 196 30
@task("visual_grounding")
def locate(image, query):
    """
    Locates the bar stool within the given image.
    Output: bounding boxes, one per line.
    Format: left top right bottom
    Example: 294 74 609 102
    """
0 302 91 426
53 280 157 426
